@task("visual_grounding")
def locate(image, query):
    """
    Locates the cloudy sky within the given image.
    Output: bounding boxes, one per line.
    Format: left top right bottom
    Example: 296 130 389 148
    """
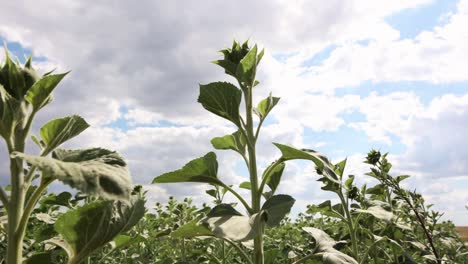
1 0 468 224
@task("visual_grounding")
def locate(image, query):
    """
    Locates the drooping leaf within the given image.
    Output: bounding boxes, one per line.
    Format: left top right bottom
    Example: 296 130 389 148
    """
207 203 243 217
255 94 280 120
25 72 68 110
303 227 358 264
39 115 89 154
203 212 266 244
198 82 242 126
12 148 132 200
235 45 257 86
262 161 285 194
152 152 223 186
211 130 246 154
53 194 145 264
171 220 214 238
273 143 340 184
261 194 295 227
355 205 393 222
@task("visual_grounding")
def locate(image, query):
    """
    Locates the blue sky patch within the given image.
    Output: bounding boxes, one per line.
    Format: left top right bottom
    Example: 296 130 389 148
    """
0 36 48 63
385 0 459 39
335 80 468 106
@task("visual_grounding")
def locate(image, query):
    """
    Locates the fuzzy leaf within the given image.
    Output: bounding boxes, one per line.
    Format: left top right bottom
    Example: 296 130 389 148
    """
152 152 223 185
203 212 266 244
12 148 132 200
53 194 145 263
261 194 295 227
198 82 242 126
303 227 358 264
39 115 89 154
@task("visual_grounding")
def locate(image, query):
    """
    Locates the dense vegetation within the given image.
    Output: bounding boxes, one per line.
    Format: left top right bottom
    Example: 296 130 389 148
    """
0 40 467 263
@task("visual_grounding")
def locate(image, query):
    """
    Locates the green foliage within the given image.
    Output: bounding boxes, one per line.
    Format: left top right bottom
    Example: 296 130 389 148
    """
0 48 138 264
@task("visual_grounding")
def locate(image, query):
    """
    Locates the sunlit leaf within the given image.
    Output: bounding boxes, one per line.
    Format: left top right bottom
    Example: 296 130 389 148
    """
39 115 89 154
152 152 223 186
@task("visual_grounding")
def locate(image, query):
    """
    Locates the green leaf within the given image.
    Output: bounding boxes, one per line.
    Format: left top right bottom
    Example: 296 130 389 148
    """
207 204 243 217
110 234 145 250
171 220 214 238
212 59 237 76
198 82 242 126
53 194 145 264
39 115 89 154
235 45 257 86
40 191 72 208
255 94 280 120
211 130 246 154
263 161 285 194
334 159 347 178
273 143 340 184
25 72 68 110
12 148 132 200
344 175 354 190
239 181 252 190
152 152 224 186
307 200 345 220
0 84 20 138
261 194 295 227
205 189 217 198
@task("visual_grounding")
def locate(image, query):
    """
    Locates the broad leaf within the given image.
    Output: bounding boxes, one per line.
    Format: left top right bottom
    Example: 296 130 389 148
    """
39 115 89 154
261 194 295 227
198 82 242 126
203 212 266 244
255 94 280 120
152 152 223 186
207 203 243 217
273 143 340 184
211 130 246 154
303 227 358 264
12 148 132 200
53 194 145 264
25 72 68 110
355 206 393 222
171 220 214 238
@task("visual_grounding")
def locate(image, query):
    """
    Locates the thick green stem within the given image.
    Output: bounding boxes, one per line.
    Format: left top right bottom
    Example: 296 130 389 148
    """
338 191 359 262
7 144 26 264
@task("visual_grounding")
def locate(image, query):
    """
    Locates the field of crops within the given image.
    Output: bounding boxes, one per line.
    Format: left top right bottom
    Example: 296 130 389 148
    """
0 40 467 264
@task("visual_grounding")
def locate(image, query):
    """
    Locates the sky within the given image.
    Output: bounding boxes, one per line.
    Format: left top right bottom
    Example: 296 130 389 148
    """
1 0 468 224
